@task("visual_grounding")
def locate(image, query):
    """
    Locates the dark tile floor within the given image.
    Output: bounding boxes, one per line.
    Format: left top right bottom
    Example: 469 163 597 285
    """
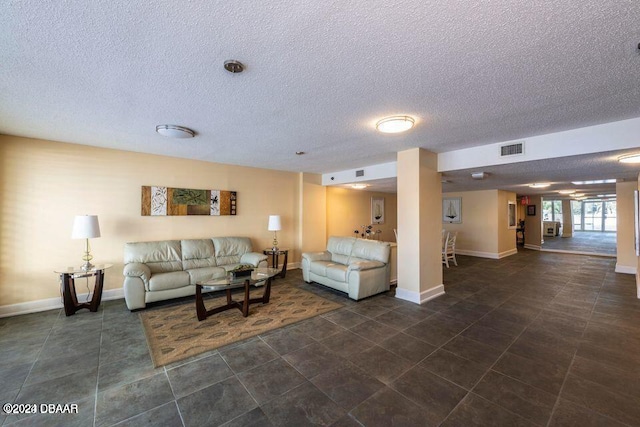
1 250 639 426
541 231 616 256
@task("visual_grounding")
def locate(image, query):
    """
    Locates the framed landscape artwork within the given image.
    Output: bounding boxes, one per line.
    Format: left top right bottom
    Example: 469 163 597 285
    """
443 197 462 224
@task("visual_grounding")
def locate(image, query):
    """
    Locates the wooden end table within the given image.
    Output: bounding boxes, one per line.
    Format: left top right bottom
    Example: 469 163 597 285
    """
194 267 280 321
54 264 113 316
263 248 289 278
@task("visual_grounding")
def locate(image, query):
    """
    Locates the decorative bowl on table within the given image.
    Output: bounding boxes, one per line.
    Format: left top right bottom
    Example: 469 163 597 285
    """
229 265 254 279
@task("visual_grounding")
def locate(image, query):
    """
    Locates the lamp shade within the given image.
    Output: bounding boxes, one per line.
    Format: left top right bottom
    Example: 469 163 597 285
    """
267 215 281 231
71 215 101 239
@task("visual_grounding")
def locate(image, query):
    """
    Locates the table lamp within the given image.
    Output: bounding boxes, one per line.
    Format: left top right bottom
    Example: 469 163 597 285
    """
71 215 101 271
268 215 281 251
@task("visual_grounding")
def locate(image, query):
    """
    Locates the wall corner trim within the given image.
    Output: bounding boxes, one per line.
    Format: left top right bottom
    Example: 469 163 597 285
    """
615 264 637 275
455 249 500 259
498 248 518 259
395 285 445 305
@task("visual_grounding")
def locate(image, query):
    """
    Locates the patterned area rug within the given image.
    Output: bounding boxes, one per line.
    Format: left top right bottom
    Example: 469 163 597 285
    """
139 284 343 367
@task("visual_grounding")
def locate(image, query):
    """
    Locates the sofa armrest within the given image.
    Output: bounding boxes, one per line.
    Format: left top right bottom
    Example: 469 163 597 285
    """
348 260 385 271
240 252 268 267
302 251 331 262
123 262 151 285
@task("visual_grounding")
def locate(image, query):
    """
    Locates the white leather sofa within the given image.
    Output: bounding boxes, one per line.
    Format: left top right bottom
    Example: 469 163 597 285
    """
301 236 391 300
122 237 267 310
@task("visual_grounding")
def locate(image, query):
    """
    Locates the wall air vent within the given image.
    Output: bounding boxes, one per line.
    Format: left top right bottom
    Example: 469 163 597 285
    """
500 142 524 157
355 169 365 177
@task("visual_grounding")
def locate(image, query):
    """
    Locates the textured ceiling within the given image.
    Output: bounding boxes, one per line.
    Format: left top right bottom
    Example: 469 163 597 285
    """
2 1 640 177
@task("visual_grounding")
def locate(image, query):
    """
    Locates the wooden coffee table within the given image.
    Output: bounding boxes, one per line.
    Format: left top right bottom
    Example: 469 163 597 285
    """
194 267 279 321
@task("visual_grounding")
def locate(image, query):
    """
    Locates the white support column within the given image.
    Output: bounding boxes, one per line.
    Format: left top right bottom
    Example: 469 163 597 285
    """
561 199 573 237
395 148 444 304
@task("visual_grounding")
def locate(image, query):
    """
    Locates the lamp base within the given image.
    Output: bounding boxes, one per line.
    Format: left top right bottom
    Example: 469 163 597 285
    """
80 261 95 271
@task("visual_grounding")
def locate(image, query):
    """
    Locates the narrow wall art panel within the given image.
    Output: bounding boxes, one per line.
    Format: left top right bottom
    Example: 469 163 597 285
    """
141 186 237 216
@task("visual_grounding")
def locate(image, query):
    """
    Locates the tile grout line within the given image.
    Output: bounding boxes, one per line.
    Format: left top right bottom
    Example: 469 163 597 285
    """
434 288 540 425
544 265 632 427
163 365 186 427
93 307 105 427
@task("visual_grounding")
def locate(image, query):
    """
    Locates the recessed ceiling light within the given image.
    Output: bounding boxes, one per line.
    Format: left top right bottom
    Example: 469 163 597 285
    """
529 183 550 188
571 179 616 185
156 125 195 138
558 190 576 194
618 154 640 164
224 60 244 73
351 184 368 189
295 151 305 155
375 116 415 133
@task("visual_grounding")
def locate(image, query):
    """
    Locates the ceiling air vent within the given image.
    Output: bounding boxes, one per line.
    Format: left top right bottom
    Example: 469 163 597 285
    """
500 142 524 157
355 169 365 177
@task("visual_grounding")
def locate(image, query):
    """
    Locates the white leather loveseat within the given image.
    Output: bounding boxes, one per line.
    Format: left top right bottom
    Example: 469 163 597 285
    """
301 236 391 300
122 237 267 310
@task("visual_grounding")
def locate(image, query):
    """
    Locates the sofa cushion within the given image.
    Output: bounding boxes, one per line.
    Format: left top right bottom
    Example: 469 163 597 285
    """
326 264 348 282
350 240 390 264
187 266 227 285
182 239 217 269
327 236 356 264
148 271 190 291
124 240 183 274
212 237 253 266
310 260 333 276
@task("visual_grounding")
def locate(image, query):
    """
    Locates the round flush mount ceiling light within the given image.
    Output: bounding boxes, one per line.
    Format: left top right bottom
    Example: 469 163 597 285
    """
156 125 195 138
529 183 550 188
618 153 640 164
351 184 368 189
375 115 415 133
558 189 576 194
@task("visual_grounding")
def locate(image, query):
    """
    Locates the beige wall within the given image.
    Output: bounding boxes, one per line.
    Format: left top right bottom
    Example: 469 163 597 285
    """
616 181 636 273
300 173 327 253
524 195 542 249
326 187 397 243
443 189 516 258
444 190 498 255
636 173 640 298
0 135 301 306
497 190 517 255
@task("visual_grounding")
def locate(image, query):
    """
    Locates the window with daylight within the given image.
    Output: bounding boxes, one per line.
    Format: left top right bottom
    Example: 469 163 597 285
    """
542 200 563 224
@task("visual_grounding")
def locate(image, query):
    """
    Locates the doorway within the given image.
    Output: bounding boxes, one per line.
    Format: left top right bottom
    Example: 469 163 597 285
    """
541 198 616 256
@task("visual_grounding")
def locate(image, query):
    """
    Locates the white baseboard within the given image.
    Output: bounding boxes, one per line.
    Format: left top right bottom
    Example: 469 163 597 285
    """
615 264 637 275
524 244 542 250
455 249 500 259
540 248 615 258
0 288 124 318
450 248 518 260
395 285 445 304
498 248 518 259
